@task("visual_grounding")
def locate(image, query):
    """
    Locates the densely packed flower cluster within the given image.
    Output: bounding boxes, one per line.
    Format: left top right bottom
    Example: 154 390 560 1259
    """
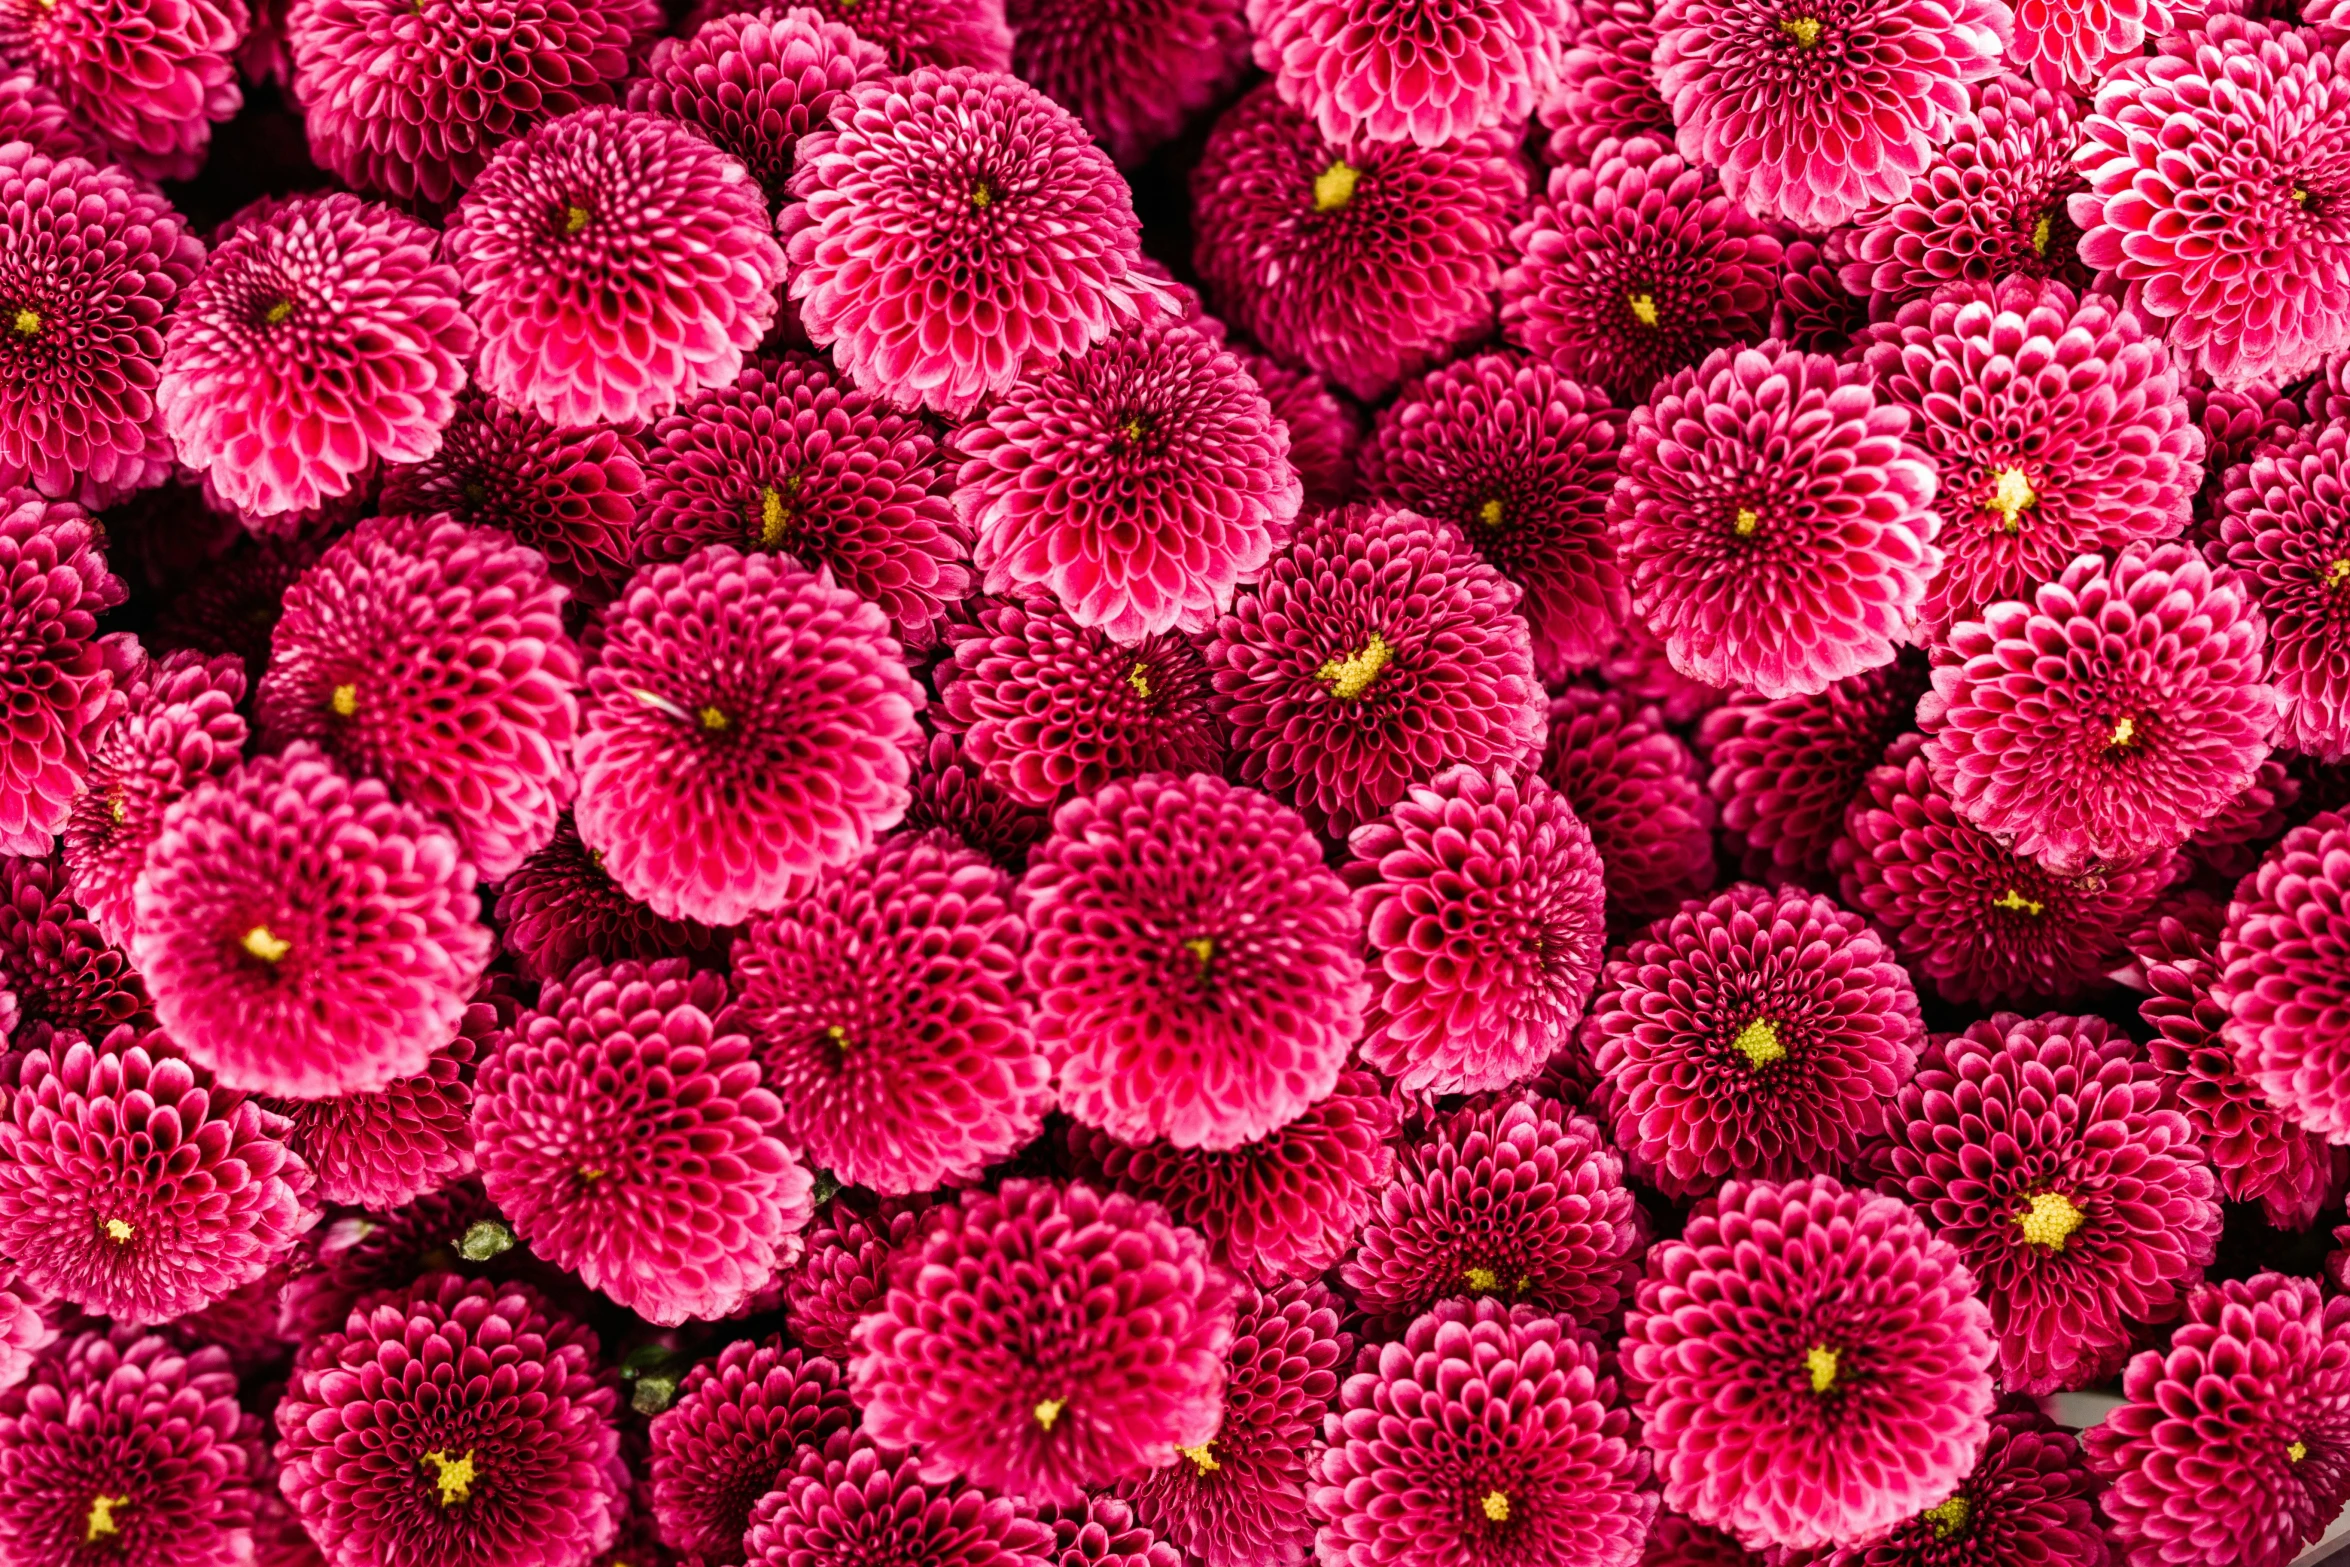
15 2 2350 1566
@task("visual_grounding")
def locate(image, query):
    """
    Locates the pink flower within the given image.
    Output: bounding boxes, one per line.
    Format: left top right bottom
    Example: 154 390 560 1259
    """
648 1336 855 1564
781 1191 941 1359
2216 812 2350 1140
688 0 1012 72
1538 0 1674 165
0 850 149 1034
0 0 241 177
744 1433 1054 1567
1538 685 1715 929
267 995 497 1211
2218 418 2350 758
1007 0 1249 165
494 814 734 983
0 68 96 161
0 492 129 855
1246 0 1570 147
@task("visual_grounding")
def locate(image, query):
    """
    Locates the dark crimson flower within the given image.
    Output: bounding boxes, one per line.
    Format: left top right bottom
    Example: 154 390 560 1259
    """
0 0 241 177
647 1336 855 1564
2192 380 2308 520
781 1191 941 1360
1769 239 1869 357
1246 0 1570 147
0 491 129 854
149 531 323 681
268 994 498 1211
0 851 148 1034
1235 350 1358 510
1007 0 1249 165
271 1180 509 1344
689 0 1013 72
1538 685 1716 928
1640 1515 1763 1567
495 815 733 983
742 1432 1054 1567
1538 0 1674 166
2216 812 2350 1140
899 733 1052 874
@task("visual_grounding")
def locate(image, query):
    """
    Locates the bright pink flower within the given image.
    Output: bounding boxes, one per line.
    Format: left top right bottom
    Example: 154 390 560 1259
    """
2218 418 2350 758
1235 350 1358 509
1537 0 1674 165
2216 812 2350 1140
781 1191 941 1359
1246 0 1570 147
744 1433 1054 1567
0 492 129 855
0 68 96 160
0 850 148 1034
688 0 1012 72
648 1336 855 1564
267 994 497 1211
0 0 241 177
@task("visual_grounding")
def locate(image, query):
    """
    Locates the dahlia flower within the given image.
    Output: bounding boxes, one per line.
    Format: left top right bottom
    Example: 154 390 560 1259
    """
0 69 94 161
0 0 241 177
131 744 493 1097
158 194 474 520
730 830 1050 1195
1622 1175 1997 1551
573 545 923 926
1501 136 1781 406
1315 1297 1656 1567
451 107 785 428
1191 85 1525 400
0 148 203 509
852 1179 1236 1506
0 493 128 854
648 1337 855 1564
495 815 733 982
2217 419 2350 758
690 0 1013 72
1539 0 1674 165
0 850 148 1034
1651 0 2007 230
1017 771 1366 1149
0 1025 314 1323
269 994 497 1211
782 1191 941 1359
901 733 1052 873
275 1275 628 1567
2216 812 2350 1139
1857 277 2200 630
1246 0 1570 147
1006 0 1248 165
1357 352 1625 678
786 68 1159 417
955 313 1300 641
743 1433 1054 1567
1538 685 1715 927
1919 542 2274 873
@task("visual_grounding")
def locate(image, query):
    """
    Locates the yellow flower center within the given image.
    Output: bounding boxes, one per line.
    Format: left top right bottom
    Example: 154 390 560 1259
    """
1481 1491 1510 1523
330 682 358 717
2328 558 2350 588
698 705 730 732
1986 468 2035 531
108 791 125 825
826 1024 848 1049
2294 187 2310 205
2016 1190 2085 1250
1477 498 1505 528
758 485 790 547
1317 633 1391 700
10 308 38 336
264 298 295 326
1313 161 1360 212
419 1449 477 1506
2291 1440 2310 1463
2030 212 2053 255
1127 662 1152 700
577 1166 608 1182
1991 888 2044 916
564 205 591 234
1033 1398 1065 1431
2107 715 2137 749
970 181 994 209
1733 507 1759 537
1183 936 1215 965
1627 292 1661 327
241 925 292 964
85 1495 128 1542
1180 1442 1220 1473
1805 1345 1840 1392
1463 1266 1499 1292
1733 1017 1785 1068
1924 1495 1970 1540
104 1217 133 1243
1778 15 1822 44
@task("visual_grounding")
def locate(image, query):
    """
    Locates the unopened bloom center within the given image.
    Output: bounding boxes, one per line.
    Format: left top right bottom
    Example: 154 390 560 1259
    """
698 705 730 732
1127 662 1152 700
2030 212 2053 255
2107 715 2136 749
564 205 591 234
826 1023 848 1050
1180 1442 1219 1473
1481 1491 1510 1523
1033 1397 1065 1430
1986 468 2035 531
1626 291 1660 327
10 308 37 336
2328 558 2350 588
1991 888 2043 916
1805 1344 1840 1393
1183 936 1214 965
1463 1265 1499 1292
1317 633 1392 700
1477 498 1505 527
1733 507 1759 537
330 682 357 717
107 791 124 825
970 180 995 209
1733 1017 1785 1067
419 1449 477 1506
2291 1440 2310 1462
1778 14 1822 44
2016 1190 2084 1249
103 1217 133 1242
241 925 292 963
1313 161 1360 212
264 298 295 326
85 1495 128 1542
759 485 790 546
1923 1495 1970 1539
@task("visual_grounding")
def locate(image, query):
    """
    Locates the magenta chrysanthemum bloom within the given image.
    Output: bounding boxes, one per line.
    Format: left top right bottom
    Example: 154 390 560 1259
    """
1235 351 1358 509
1771 240 1870 357
62 649 245 952
1501 137 1781 407
638 352 967 642
2194 380 2308 519
691 0 1012 72
1538 0 1673 165
648 1336 855 1564
743 1432 1053 1567
1357 352 1624 679
1697 657 1927 887
1045 1495 1180 1567
730 831 1048 1195
901 733 1051 873
268 994 496 1211
1838 79 2090 312
276 1274 628 1567
1315 1296 1655 1567
0 0 240 177
0 1329 262 1567
1833 732 2175 1006
1857 277 2199 631
1623 1175 1997 1552
379 388 641 599
451 107 783 429
0 851 147 1034
782 1191 941 1359
1342 1097 1643 1330
474 957 812 1325
1007 0 1247 167
1919 542 2275 874
1886 1012 2222 1394
1538 685 1715 927
575 546 922 924
1246 0 1568 147
785 69 1157 418
852 1179 1236 1505
1343 767 1605 1095
0 1273 50 1394
955 314 1298 642
2217 419 2350 758
1066 1070 1396 1285
496 815 732 982
1651 0 2006 230
1018 771 1366 1149
937 593 1224 809
629 7 888 203
2215 812 2350 1139
131 744 493 1097
1610 341 1940 701
0 68 96 160
2071 14 2350 389
285 0 655 203
258 512 581 882
158 194 474 521
0 1025 313 1323
1191 85 1524 401
1207 504 1543 837
0 493 128 855
1117 1280 1348 1567
1584 884 1922 1197
0 149 203 510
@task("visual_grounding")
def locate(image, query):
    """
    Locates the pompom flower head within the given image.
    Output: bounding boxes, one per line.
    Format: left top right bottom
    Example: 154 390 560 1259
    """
1622 1175 1998 1552
1191 85 1525 401
495 815 733 982
0 850 149 1034
1792 1407 2109 1567
1650 0 2008 230
1246 0 1569 147
131 743 494 1098
1019 771 1366 1150
275 1274 628 1567
1609 341 1941 702
1886 1012 2222 1394
2071 14 2350 389
0 492 129 855
1919 542 2275 874
258 512 581 882
691 0 1013 72
900 732 1051 873
159 194 475 521
2215 812 2350 1140
782 1191 941 1359
1006 0 1248 166
474 958 813 1325
0 68 93 161
729 830 1050 1195
785 68 1159 418
851 1179 1236 1506
647 1336 854 1564
0 148 204 510
742 1432 1052 1567
0 0 241 177
1502 136 1781 407
573 545 923 926
955 313 1300 641
2219 418 2350 759
1344 766 1605 1096
1357 351 1625 679
1539 684 1715 927
451 106 785 428
1583 884 1923 1197
0 1024 314 1323
1539 0 1673 164
1314 1296 1656 1567
1208 504 1544 837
